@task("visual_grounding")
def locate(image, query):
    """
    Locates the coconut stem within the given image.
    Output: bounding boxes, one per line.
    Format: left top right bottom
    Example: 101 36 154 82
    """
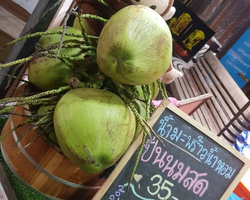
115 82 152 138
55 11 71 60
0 48 86 69
127 84 154 188
0 73 29 85
161 81 168 99
129 86 143 100
156 79 168 99
35 43 74 67
35 42 95 55
0 98 57 115
129 133 146 183
17 115 53 143
36 51 95 61
150 104 157 115
21 130 45 150
0 56 32 68
0 31 84 50
146 85 152 121
0 111 53 119
29 86 70 99
0 113 31 118
142 85 151 122
68 77 104 89
22 97 57 106
75 12 92 46
1 86 70 106
47 43 96 51
21 123 54 150
16 124 38 144
80 14 108 23
5 63 25 90
0 116 39 140
116 81 166 140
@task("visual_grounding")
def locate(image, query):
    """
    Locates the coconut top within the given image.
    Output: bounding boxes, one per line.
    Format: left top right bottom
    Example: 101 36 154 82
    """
97 5 172 85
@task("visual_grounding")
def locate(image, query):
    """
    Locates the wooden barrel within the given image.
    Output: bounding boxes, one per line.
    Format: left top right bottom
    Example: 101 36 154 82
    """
0 84 106 199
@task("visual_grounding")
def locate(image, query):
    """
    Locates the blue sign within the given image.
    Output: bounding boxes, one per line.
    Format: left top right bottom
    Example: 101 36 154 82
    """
220 27 250 88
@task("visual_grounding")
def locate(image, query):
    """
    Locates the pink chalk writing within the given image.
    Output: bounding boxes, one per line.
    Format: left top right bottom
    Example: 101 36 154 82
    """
141 137 209 197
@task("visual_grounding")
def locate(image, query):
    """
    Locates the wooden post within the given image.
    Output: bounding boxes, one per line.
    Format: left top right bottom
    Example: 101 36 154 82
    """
242 82 250 98
218 101 250 137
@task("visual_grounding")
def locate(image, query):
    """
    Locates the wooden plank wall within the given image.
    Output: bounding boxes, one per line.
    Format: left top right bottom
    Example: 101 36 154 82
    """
189 0 250 46
0 0 30 22
0 0 29 63
0 30 14 64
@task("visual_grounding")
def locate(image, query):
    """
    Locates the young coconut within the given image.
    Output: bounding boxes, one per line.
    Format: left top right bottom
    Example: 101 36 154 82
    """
28 26 98 91
53 88 136 174
28 58 74 91
96 5 172 85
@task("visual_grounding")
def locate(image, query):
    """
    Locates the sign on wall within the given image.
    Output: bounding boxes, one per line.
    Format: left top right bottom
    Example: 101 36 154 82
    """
93 100 250 200
220 27 250 89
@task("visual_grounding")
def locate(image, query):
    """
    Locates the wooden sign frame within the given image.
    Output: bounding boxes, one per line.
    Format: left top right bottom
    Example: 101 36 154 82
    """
93 99 250 200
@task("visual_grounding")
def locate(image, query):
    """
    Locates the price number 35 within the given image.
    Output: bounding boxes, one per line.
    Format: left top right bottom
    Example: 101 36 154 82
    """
147 174 178 200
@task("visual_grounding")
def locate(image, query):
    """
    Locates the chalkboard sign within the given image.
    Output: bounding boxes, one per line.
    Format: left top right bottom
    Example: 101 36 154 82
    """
93 100 250 200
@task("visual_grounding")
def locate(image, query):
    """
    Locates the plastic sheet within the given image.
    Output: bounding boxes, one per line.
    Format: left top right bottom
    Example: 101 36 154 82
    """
233 130 250 160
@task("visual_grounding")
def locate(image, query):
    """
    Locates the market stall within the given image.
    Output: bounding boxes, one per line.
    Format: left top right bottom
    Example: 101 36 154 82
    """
0 0 249 200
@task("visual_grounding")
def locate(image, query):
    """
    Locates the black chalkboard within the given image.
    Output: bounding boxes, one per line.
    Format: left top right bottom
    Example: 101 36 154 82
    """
93 101 250 200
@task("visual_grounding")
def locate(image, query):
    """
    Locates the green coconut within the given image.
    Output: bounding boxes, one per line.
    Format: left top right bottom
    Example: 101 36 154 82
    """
28 26 99 91
53 88 136 173
97 5 172 85
28 57 74 91
37 26 91 69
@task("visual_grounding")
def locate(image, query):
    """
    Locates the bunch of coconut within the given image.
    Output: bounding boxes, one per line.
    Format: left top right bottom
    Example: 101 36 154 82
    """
0 5 172 175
